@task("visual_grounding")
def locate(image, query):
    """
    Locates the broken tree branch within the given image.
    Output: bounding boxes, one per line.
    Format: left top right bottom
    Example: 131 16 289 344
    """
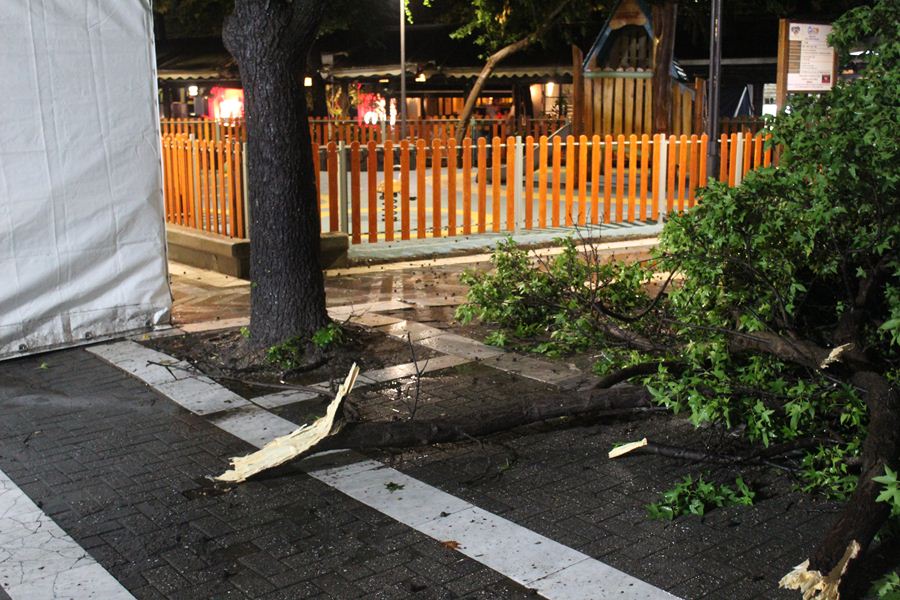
780 372 900 600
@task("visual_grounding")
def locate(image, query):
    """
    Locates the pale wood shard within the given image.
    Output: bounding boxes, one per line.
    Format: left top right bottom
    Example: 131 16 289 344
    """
819 343 853 369
216 364 360 483
608 437 648 459
778 540 861 600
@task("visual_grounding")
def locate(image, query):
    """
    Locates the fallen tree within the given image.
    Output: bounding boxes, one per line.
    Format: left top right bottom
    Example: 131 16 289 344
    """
214 3 897 597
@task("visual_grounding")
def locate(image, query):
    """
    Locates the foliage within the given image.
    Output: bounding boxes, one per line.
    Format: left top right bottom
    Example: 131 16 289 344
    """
646 474 755 520
239 326 250 339
440 0 606 57
456 237 652 356
658 0 899 352
265 322 345 368
648 0 897 494
154 0 391 42
311 322 344 349
870 572 900 600
455 1 899 506
874 466 900 518
265 336 306 370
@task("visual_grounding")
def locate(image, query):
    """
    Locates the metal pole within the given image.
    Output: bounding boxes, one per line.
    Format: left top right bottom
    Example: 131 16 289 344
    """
400 0 407 140
707 0 722 180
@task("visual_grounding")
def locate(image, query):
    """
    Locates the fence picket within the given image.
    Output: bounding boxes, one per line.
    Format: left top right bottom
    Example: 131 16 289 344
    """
399 140 410 240
615 135 625 222
578 135 588 226
538 136 548 228
590 135 601 225
667 135 677 214
603 135 613 223
448 138 457 237
640 134 649 220
491 137 502 233
327 142 339 233
565 135 575 227
525 136 535 230
552 136 562 227
688 134 698 209
628 134 638 221
477 137 487 233
383 141 394 241
677 134 688 212
506 136 515 231
433 138 443 238
651 134 661 221
463 138 472 235
417 139 427 238
351 142 361 244
698 134 708 191
367 140 378 243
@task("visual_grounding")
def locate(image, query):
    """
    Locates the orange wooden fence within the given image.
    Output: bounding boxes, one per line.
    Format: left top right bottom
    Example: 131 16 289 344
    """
160 118 247 143
161 117 567 147
161 131 773 243
160 134 247 239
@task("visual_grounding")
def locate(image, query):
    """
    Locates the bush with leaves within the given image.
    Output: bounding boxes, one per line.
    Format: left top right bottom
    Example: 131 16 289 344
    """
456 237 653 356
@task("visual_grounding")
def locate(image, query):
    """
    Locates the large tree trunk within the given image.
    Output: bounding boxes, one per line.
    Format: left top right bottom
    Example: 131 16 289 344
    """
454 0 573 144
651 1 677 134
223 1 330 349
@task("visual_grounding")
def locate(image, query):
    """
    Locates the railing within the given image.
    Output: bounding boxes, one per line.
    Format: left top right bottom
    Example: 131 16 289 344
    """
161 135 247 239
160 131 775 244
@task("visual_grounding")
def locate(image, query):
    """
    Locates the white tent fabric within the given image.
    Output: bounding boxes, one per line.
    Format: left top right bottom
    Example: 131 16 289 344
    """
0 1 171 360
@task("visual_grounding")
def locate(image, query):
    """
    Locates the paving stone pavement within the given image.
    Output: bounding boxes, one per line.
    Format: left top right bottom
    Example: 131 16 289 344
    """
1 255 848 599
0 351 538 599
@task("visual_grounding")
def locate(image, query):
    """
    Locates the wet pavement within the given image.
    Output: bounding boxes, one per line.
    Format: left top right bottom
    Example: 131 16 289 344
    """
0 246 842 600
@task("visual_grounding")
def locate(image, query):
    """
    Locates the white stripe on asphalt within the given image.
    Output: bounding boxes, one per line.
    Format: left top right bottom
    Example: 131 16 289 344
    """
91 341 680 600
0 469 134 600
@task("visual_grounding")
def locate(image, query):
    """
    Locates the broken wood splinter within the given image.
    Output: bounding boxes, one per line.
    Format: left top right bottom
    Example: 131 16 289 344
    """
608 437 648 458
216 363 360 483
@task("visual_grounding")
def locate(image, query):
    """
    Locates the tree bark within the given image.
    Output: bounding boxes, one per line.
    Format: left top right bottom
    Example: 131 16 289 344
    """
454 0 573 144
223 0 330 349
651 1 677 134
810 373 899 586
727 331 871 373
782 372 900 599
297 384 651 456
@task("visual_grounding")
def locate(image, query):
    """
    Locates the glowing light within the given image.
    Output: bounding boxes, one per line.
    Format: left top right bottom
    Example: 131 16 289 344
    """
304 76 313 87
545 81 555 96
208 87 244 119
415 73 426 82
187 85 199 97
378 78 390 83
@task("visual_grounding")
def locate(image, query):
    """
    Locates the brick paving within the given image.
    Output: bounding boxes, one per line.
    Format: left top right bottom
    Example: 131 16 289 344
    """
0 351 535 599
0 256 852 599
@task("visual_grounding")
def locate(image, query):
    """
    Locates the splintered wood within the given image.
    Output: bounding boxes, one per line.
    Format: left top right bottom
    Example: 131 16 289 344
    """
608 438 648 458
216 364 360 483
779 540 861 600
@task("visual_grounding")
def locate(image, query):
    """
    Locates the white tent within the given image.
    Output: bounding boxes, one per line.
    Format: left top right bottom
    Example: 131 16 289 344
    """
0 1 171 360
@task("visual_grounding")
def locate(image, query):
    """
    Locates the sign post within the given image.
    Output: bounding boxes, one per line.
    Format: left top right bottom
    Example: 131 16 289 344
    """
776 20 837 110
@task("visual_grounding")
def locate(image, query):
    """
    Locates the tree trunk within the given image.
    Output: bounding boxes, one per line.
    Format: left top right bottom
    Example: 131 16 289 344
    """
781 372 900 599
270 385 652 464
652 1 677 134
454 0 573 144
223 0 330 349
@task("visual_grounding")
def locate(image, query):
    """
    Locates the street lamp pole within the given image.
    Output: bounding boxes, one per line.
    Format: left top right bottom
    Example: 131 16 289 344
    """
707 0 722 178
400 0 407 139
